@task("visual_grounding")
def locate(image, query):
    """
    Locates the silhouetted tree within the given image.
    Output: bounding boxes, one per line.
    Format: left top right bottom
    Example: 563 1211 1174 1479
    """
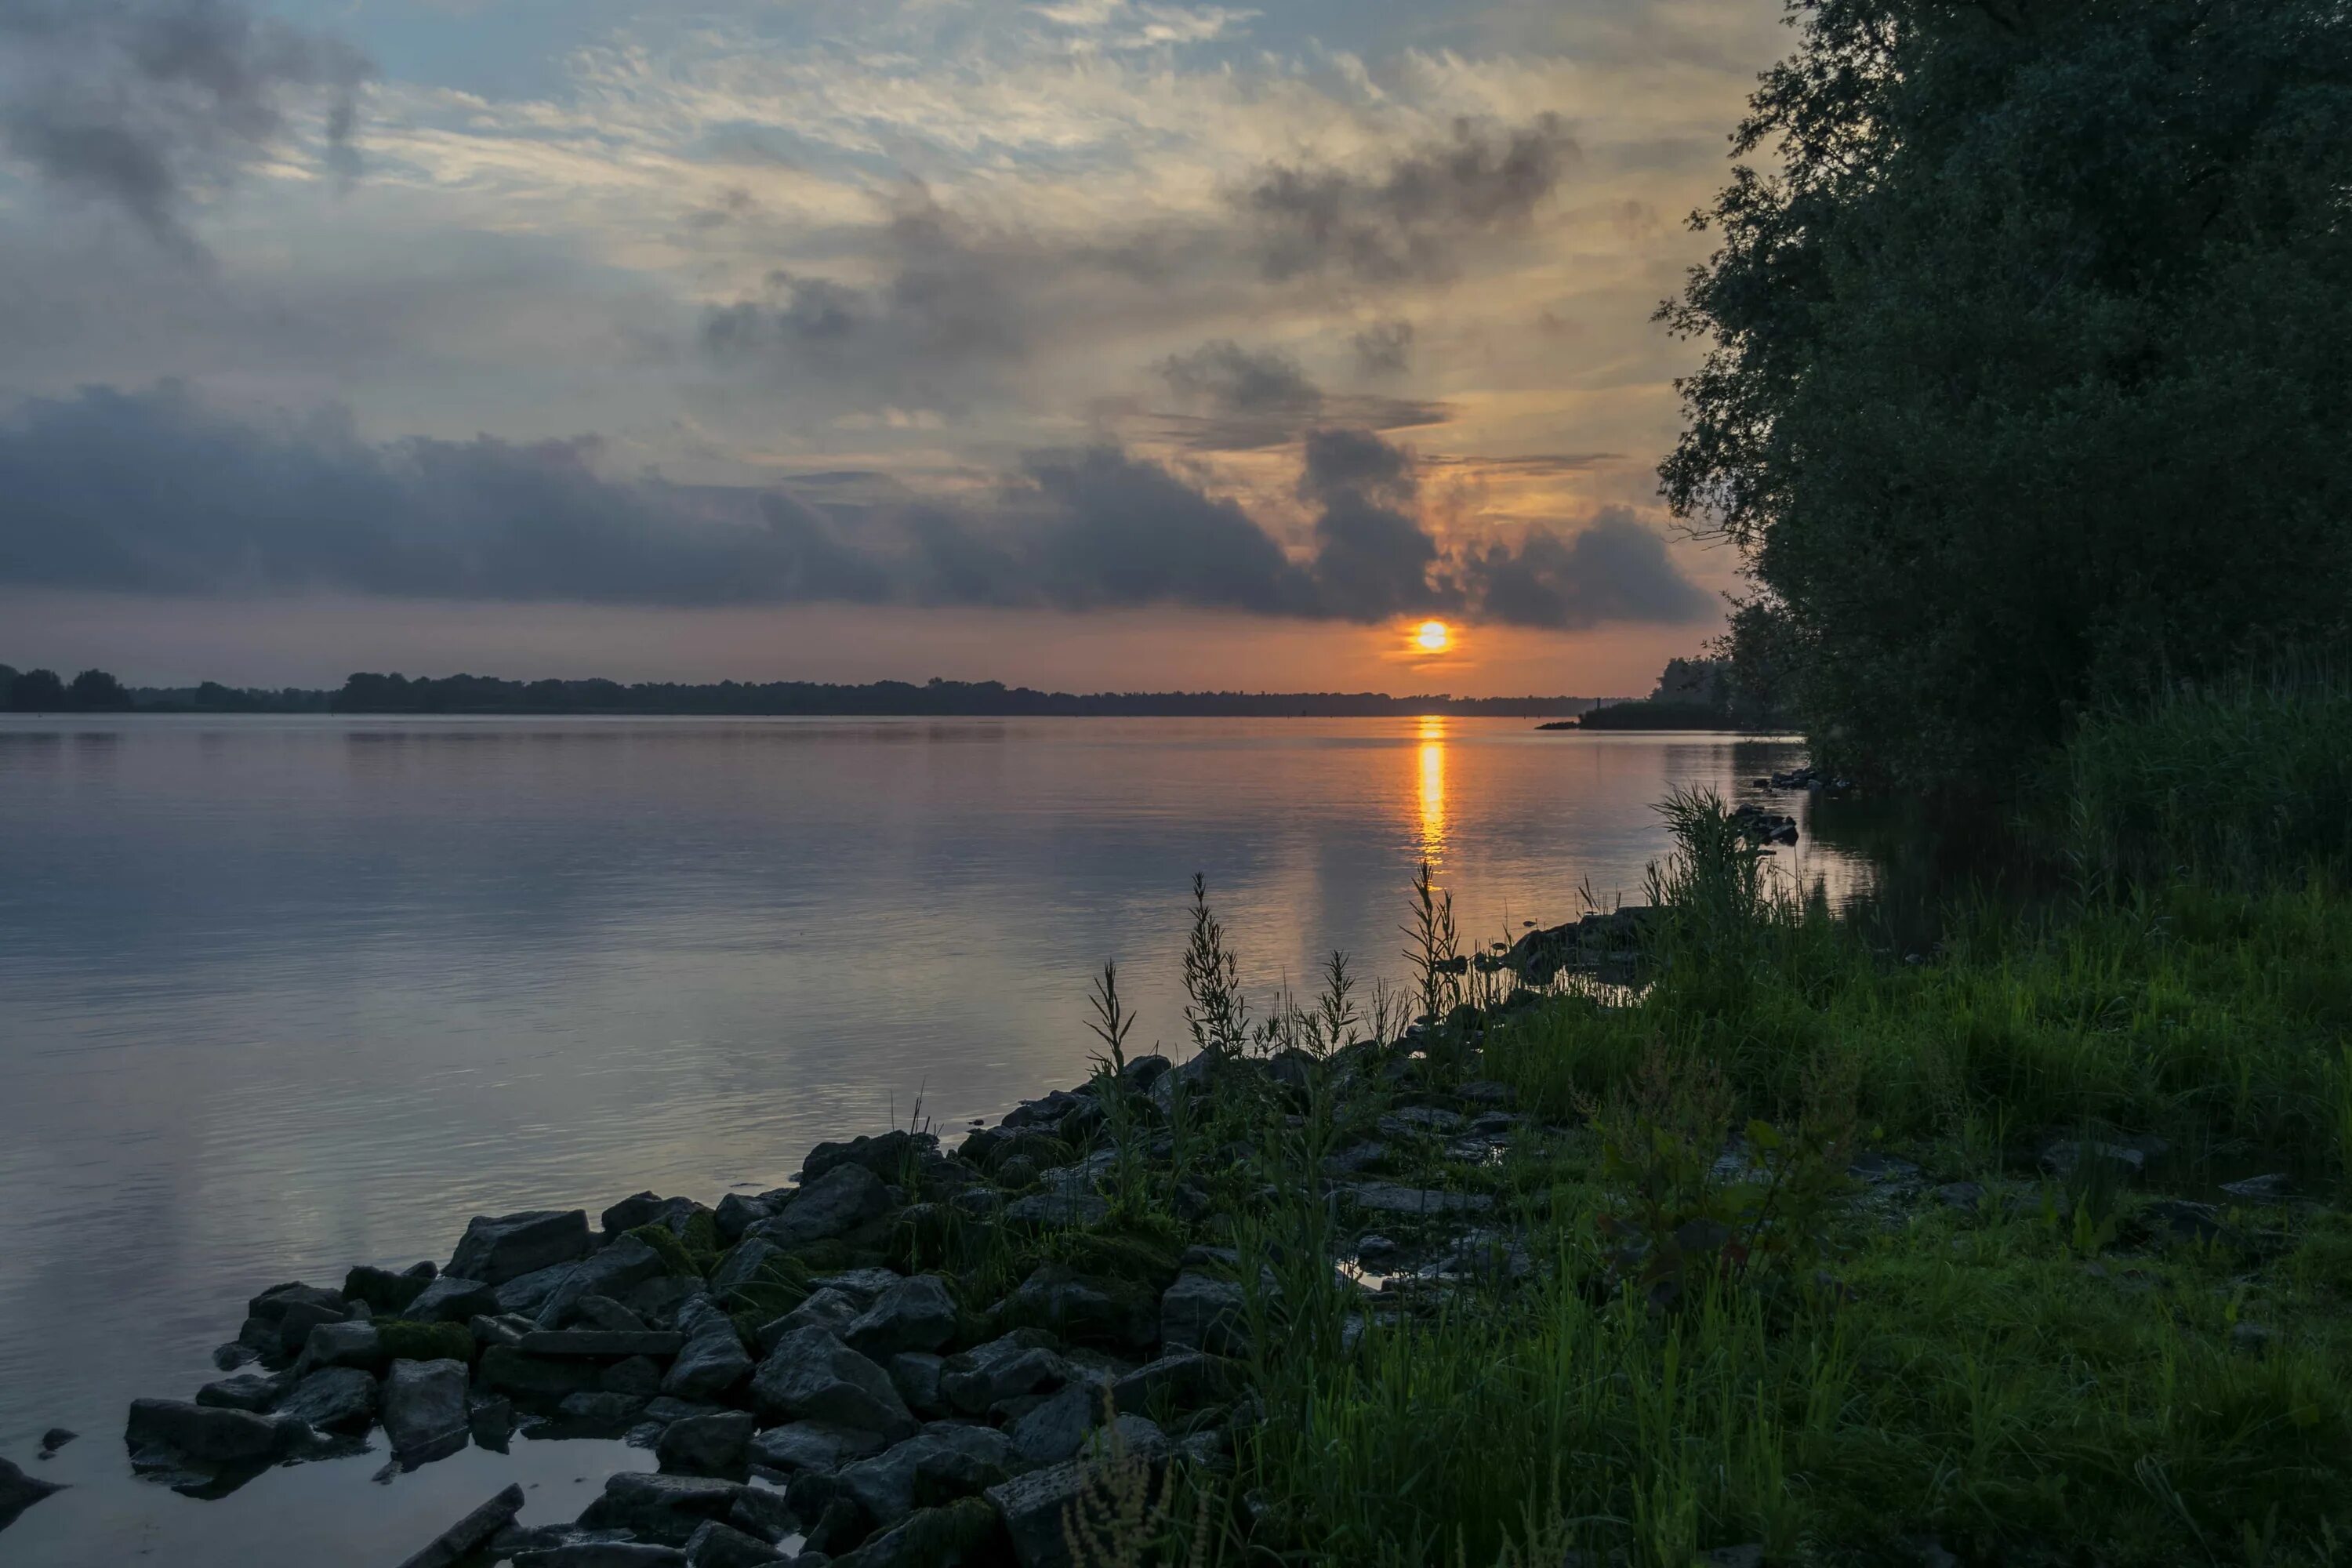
67 669 132 710
9 668 67 710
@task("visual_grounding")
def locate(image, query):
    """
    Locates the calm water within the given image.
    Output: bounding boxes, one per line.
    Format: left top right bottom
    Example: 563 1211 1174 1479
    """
0 715 1863 1564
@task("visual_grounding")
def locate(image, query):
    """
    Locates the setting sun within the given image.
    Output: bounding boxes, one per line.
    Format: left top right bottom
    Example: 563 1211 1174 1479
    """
1414 620 1453 653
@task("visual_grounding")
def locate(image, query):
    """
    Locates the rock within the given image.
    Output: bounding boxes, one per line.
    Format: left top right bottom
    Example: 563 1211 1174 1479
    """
1848 1152 1922 1185
987 1457 1111 1568
1007 1378 1113 1465
36 1428 76 1456
1323 1142 1391 1176
729 1484 797 1544
195 1370 286 1413
715 1192 785 1245
2231 1321 2278 1354
1001 1192 1112 1229
603 1191 703 1236
749 1420 891 1476
1160 1273 1246 1355
249 1281 346 1323
383 1359 470 1454
578 1472 747 1546
1378 1106 1467 1138
756 1287 865 1353
1700 1547 1764 1568
1004 1266 1158 1351
2221 1172 2291 1201
840 1425 1016 1525
559 1392 650 1426
470 1395 514 1446
343 1264 435 1316
278 1367 378 1433
845 1275 960 1358
1112 1352 1235 1415
659 1410 757 1475
684 1519 787 1567
514 1546 690 1568
942 1334 1069 1414
406 1275 502 1323
0 1456 66 1531
812 1269 909 1308
537 1237 671 1328
2142 1200 2232 1247
2040 1141 2144 1180
495 1260 586 1316
520 1329 685 1358
276 1297 352 1356
752 1164 892 1250
751 1327 918 1440
804 1131 922 1185
1342 1182 1493 1216
665 1317 754 1402
448 1210 593 1287
628 1277 705 1327
710 1239 784 1295
211 1340 259 1372
391 1482 527 1568
888 1352 946 1416
604 1356 666 1396
1933 1181 1985 1210
830 1496 1003 1568
299 1319 385 1370
124 1399 306 1466
480 1345 610 1400
577 1295 650 1330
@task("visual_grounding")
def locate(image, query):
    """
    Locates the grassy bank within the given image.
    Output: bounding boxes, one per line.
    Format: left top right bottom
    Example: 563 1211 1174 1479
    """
1061 681 2352 1568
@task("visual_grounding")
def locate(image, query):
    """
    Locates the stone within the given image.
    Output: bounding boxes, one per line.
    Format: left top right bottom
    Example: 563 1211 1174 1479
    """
1933 1181 1985 1210
391 1483 528 1568
811 1269 909 1309
830 1497 1003 1568
987 1458 1100 1568
211 1340 259 1372
2221 1172 2291 1201
752 1164 891 1249
1007 1378 1113 1465
278 1367 378 1433
756 1287 864 1353
299 1319 385 1370
803 1130 921 1185
249 1281 346 1322
0 1456 66 1532
1112 1352 1234 1415
840 1425 1016 1525
662 1318 755 1403
683 1519 787 1567
1080 1414 1167 1466
521 1329 685 1358
659 1410 757 1475
559 1392 650 1425
578 1295 650 1330
2040 1141 2145 1180
448 1210 593 1287
1342 1182 1493 1216
514 1546 689 1568
407 1275 502 1323
1001 1192 1112 1229
195 1370 286 1413
344 1264 435 1316
470 1396 514 1446
888 1352 946 1416
845 1275 960 1358
277 1298 352 1356
604 1356 666 1396
578 1472 747 1547
603 1191 701 1236
495 1260 586 1316
2142 1199 2233 1247
124 1399 306 1466
1378 1106 1466 1138
714 1192 784 1245
728 1484 797 1544
537 1237 671 1328
710 1238 784 1295
37 1428 76 1456
383 1358 470 1454
1006 1265 1159 1351
942 1334 1069 1414
1700 1548 1764 1568
1848 1152 1922 1185
751 1327 918 1440
1160 1272 1246 1355
480 1345 609 1400
748 1420 891 1476
472 1312 533 1348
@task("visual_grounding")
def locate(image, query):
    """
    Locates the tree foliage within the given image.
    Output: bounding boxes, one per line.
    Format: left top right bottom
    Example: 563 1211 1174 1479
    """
1662 0 2352 788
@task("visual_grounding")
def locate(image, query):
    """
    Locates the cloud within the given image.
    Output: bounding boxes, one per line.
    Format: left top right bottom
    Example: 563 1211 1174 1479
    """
1150 338 1448 451
0 383 1707 630
0 0 372 251
1160 340 1322 417
1352 320 1414 377
1241 114 1575 283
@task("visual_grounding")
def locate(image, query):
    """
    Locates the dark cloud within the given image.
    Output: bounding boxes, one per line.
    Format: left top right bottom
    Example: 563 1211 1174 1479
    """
1352 320 1415 377
1160 340 1323 417
1151 339 1450 452
0 383 1705 631
0 0 371 252
1242 114 1575 284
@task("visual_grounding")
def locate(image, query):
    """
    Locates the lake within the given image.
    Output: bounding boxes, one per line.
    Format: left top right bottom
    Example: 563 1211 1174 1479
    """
0 714 1864 1564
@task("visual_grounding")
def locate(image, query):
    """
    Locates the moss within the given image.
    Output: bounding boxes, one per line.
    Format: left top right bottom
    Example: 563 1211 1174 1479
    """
626 1221 706 1280
676 1207 722 1271
375 1319 475 1364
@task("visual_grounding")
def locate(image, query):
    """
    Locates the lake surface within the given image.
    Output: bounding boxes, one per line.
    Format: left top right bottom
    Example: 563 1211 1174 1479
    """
0 715 1864 1564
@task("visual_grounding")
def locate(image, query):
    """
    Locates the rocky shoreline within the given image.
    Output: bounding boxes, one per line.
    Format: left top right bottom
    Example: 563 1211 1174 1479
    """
45 1031 1543 1568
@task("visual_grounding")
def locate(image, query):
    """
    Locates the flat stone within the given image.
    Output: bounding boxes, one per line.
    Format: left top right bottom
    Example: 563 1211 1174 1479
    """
577 1472 747 1547
1343 1182 1493 1216
2221 1173 2291 1201
392 1483 527 1568
659 1410 757 1475
746 1419 890 1476
300 1319 384 1370
194 1370 285 1413
406 1276 501 1323
0 1456 65 1532
682 1519 786 1567
537 1237 671 1328
750 1326 917 1440
838 1425 1015 1525
844 1275 960 1358
278 1367 378 1434
124 1399 307 1466
449 1209 593 1287
750 1163 891 1249
520 1330 685 1358
383 1359 470 1454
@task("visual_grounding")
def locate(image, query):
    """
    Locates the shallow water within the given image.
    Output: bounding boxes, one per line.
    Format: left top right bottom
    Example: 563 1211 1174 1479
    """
0 714 1864 1564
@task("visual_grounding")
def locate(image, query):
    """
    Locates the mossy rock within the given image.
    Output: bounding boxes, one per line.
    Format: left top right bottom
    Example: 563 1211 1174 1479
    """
626 1221 708 1280
376 1319 475 1364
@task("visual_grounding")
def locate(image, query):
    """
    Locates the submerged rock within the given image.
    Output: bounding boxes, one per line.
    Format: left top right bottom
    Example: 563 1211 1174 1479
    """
577 1472 747 1546
277 1367 378 1434
125 1398 310 1468
391 1482 527 1568
0 1456 66 1533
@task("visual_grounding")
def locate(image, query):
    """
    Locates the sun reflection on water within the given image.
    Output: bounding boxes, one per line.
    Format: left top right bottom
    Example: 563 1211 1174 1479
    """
1416 715 1447 861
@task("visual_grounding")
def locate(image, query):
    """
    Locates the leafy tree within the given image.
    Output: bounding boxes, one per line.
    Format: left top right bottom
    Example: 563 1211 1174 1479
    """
0 664 16 708
1661 0 2352 789
67 668 132 710
9 667 66 710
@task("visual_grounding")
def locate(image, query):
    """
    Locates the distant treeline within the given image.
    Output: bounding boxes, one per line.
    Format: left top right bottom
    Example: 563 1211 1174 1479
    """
330 672 1608 718
2 662 332 713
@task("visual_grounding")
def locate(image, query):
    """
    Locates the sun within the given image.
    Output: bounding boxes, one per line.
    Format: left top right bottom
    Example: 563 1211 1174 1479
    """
1414 619 1453 653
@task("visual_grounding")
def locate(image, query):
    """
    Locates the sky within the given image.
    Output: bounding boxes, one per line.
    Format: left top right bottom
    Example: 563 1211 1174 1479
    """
0 0 1791 695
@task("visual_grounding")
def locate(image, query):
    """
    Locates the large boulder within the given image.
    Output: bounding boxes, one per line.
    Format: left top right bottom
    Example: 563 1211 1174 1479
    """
801 1130 924 1185
194 1370 286 1412
1006 1378 1114 1465
714 1192 787 1245
663 1316 753 1403
985 1423 1170 1568
746 1420 890 1476
1112 1352 1236 1415
577 1472 746 1546
344 1264 435 1316
495 1260 586 1316
682 1519 786 1567
0 1456 65 1532
750 1165 891 1249
124 1399 307 1467
844 1275 959 1358
405 1276 501 1324
941 1333 1069 1414
517 1330 684 1358
839 1425 1014 1526
383 1359 470 1454
753 1287 862 1353
448 1210 592 1287
750 1327 916 1440
536 1237 670 1328
708 1239 783 1295
478 1345 605 1401
277 1367 379 1434
829 1497 1004 1568
657 1410 757 1475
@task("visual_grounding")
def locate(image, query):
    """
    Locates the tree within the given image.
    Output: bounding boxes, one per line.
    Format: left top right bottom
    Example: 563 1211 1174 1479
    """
9 668 66 710
1661 0 2352 789
67 669 132 710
